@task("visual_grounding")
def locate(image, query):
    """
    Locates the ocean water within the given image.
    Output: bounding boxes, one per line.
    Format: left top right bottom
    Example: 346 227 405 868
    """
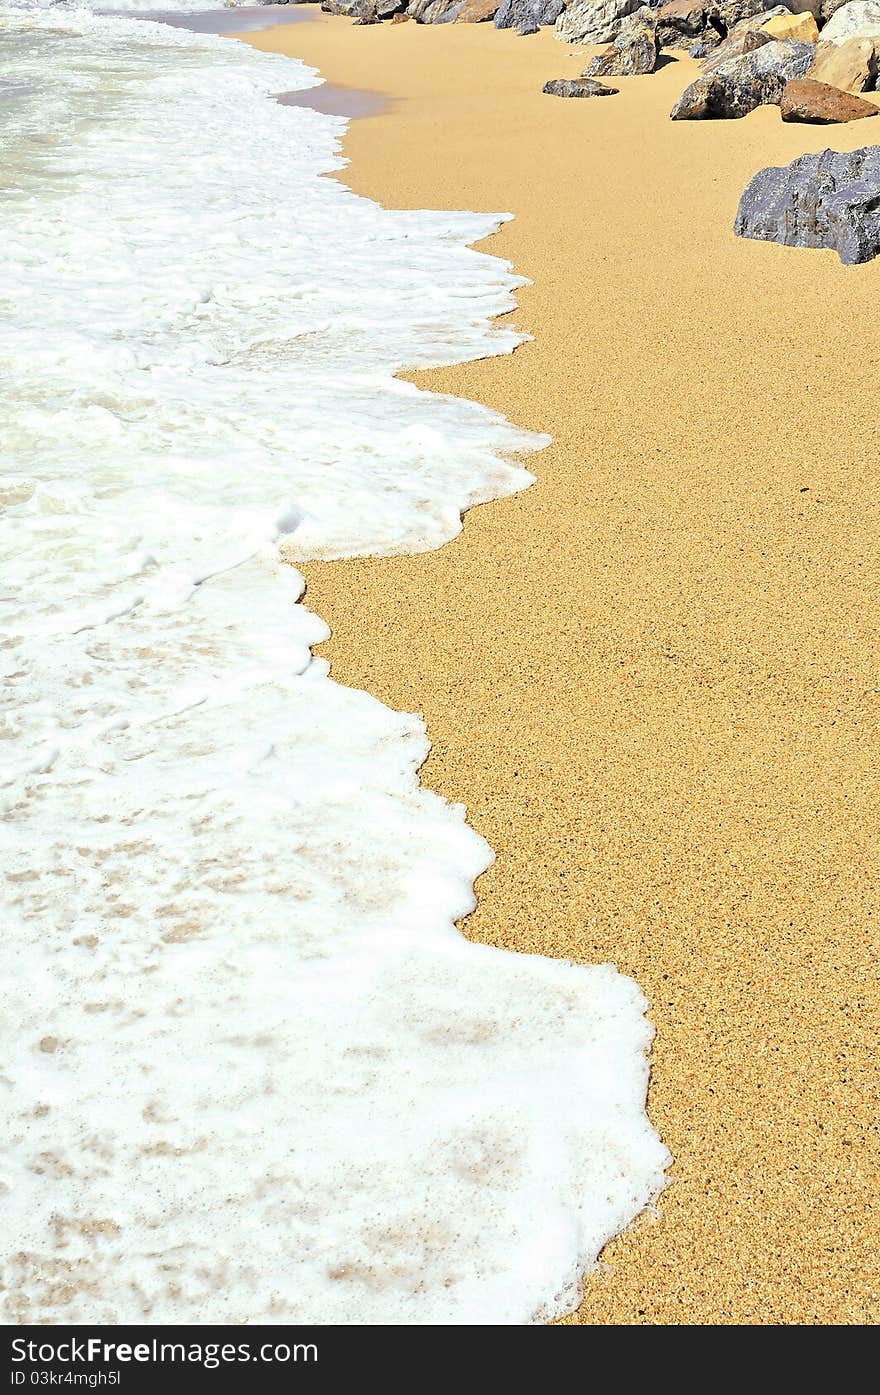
0 5 669 1323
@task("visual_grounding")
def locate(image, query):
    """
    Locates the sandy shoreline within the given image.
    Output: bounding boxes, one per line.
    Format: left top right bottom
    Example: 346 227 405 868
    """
237 15 879 1324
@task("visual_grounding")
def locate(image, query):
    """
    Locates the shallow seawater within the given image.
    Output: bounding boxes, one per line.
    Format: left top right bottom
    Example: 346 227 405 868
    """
0 3 668 1324
126 4 316 34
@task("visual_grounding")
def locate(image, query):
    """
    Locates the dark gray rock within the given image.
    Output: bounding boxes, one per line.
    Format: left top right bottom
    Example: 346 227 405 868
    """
585 6 660 74
671 38 814 117
495 0 565 32
735 145 880 263
543 76 621 94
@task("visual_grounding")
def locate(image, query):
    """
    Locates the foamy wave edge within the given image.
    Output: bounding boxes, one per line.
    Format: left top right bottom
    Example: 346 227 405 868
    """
0 7 669 1325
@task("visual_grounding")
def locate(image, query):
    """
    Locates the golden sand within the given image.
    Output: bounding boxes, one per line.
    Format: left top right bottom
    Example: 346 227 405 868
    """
237 15 880 1324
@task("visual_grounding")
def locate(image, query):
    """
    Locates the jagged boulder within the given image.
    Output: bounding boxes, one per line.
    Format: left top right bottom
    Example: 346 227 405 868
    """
671 38 814 116
321 0 385 15
495 0 565 29
656 0 712 47
821 1 880 41
555 0 644 44
543 75 621 91
585 7 660 72
780 74 879 116
810 35 880 88
406 0 463 19
734 144 880 262
331 0 403 16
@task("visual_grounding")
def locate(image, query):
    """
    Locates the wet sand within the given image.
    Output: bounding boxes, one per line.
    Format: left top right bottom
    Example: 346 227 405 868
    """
276 81 387 118
237 15 880 1324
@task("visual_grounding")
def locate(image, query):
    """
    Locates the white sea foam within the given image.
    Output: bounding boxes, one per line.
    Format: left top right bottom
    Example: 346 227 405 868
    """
0 9 668 1323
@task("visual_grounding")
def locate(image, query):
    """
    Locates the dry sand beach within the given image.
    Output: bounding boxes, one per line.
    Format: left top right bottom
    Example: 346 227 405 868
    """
240 16 879 1324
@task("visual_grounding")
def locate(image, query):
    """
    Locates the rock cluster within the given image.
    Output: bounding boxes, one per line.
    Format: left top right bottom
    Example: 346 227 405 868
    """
734 144 880 261
661 0 880 119
312 0 880 71
671 37 814 116
311 0 880 264
317 0 880 148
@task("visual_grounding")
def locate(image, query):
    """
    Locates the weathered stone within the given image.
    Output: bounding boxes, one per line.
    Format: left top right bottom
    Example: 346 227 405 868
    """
819 0 850 20
456 0 501 18
495 0 565 30
810 35 879 89
391 7 411 14
762 10 819 39
781 75 878 117
700 21 774 71
672 38 814 116
543 75 621 93
585 7 660 73
734 144 880 262
822 1 880 42
555 0 643 44
705 0 779 30
407 0 463 19
656 0 711 49
322 0 396 16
